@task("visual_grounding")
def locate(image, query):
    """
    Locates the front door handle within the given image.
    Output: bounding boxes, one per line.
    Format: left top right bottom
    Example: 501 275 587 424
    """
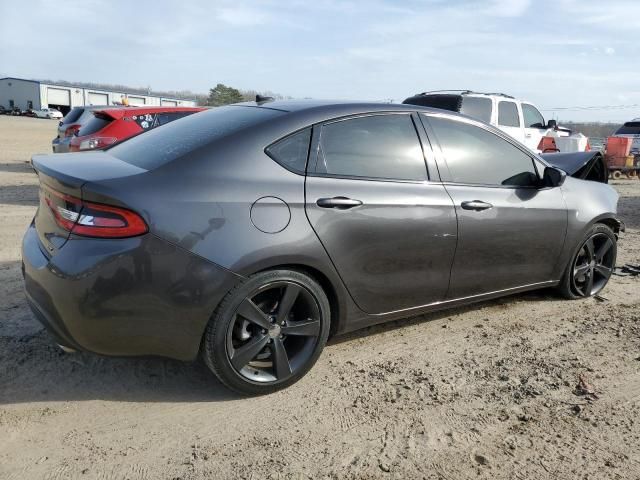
461 200 493 211
316 197 363 210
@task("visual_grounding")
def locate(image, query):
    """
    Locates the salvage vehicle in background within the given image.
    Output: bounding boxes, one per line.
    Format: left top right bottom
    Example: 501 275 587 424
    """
404 90 608 183
33 108 63 120
53 105 112 153
68 106 205 152
604 119 640 179
22 100 622 395
612 119 640 157
403 91 590 153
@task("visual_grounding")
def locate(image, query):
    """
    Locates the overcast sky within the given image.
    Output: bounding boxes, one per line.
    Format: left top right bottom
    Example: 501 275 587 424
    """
1 0 638 121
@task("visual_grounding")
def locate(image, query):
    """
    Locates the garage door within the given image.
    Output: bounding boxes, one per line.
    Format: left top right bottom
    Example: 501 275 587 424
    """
128 96 146 105
88 92 108 105
161 99 177 106
47 88 71 105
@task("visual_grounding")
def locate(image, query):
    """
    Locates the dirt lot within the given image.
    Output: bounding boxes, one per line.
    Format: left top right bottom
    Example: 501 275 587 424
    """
1 114 639 479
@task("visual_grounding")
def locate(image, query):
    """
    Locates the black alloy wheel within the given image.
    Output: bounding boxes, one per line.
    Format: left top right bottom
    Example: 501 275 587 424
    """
227 281 322 382
203 270 330 395
571 232 616 297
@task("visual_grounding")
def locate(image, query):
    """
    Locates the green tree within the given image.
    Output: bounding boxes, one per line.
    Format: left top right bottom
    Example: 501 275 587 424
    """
206 83 244 106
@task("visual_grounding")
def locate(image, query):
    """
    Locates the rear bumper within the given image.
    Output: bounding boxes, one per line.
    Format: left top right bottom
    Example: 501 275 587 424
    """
22 223 243 361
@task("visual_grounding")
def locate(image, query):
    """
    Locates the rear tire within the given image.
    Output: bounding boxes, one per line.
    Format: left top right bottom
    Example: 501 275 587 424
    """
556 223 617 299
202 269 331 395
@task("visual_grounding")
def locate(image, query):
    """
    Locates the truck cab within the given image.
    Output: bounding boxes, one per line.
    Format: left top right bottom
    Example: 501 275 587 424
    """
403 91 588 153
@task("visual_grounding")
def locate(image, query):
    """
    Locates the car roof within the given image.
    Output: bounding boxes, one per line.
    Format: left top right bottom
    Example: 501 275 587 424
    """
233 99 436 114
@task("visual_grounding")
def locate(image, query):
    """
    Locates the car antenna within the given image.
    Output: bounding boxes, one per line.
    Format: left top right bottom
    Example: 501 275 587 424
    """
256 94 274 104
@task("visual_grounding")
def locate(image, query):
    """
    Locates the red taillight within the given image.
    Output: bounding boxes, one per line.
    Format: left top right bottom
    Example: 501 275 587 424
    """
43 186 147 238
64 124 81 137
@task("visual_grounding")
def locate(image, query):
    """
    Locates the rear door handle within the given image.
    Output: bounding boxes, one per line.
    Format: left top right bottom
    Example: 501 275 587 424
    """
316 197 363 209
461 200 493 211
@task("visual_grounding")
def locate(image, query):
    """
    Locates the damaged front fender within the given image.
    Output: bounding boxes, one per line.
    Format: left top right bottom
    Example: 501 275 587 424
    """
540 151 608 184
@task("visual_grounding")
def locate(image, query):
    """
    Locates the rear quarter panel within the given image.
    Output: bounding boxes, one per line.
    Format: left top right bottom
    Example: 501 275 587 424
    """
83 122 364 334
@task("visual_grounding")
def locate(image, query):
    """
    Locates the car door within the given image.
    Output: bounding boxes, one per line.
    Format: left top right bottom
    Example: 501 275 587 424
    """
422 113 567 299
522 103 549 151
496 100 525 145
304 112 458 314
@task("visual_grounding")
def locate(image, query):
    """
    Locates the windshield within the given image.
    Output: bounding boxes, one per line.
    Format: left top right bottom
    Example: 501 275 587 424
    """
616 122 640 135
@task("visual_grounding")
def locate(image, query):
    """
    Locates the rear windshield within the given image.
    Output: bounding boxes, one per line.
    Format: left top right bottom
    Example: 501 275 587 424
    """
78 114 114 136
616 122 640 135
62 108 84 124
460 97 493 123
109 106 284 170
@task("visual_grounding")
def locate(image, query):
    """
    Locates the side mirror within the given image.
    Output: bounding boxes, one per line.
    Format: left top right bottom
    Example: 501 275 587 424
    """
542 166 566 188
547 119 557 129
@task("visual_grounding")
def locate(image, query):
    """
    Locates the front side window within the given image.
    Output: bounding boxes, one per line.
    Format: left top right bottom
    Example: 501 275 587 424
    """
426 115 538 187
460 96 493 124
522 103 545 128
498 101 520 127
266 128 311 174
316 114 426 181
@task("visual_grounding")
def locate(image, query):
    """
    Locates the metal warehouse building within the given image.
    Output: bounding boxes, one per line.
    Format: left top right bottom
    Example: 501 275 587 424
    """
0 77 197 114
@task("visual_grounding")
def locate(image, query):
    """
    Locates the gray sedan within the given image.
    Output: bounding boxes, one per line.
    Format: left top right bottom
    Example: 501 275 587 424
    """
22 100 622 394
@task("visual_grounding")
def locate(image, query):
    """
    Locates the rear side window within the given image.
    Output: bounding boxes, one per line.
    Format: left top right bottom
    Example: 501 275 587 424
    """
460 97 492 124
316 114 426 181
62 108 84 124
266 128 311 174
522 104 545 128
109 106 284 170
78 114 113 136
498 101 520 127
616 122 640 135
132 111 196 130
426 115 537 187
157 111 194 126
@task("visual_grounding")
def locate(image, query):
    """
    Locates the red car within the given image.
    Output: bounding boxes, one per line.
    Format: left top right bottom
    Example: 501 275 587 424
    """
69 106 205 152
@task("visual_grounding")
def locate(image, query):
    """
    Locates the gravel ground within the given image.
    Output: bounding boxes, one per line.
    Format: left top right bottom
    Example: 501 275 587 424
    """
1 115 639 480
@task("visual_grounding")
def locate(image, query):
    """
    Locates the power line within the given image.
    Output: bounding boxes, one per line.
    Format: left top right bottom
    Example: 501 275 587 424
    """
541 103 640 111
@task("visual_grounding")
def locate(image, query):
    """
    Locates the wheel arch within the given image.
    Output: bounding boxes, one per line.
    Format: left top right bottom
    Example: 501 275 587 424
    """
595 215 624 237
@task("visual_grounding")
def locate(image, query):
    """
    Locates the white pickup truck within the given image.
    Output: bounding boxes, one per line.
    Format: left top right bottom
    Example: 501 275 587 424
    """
403 90 589 153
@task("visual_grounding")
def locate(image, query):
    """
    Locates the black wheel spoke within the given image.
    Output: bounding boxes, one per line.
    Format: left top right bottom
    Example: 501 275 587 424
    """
231 334 269 370
271 337 292 379
584 267 595 296
584 237 595 259
237 299 271 330
276 284 300 325
595 264 612 277
596 238 613 260
282 318 321 337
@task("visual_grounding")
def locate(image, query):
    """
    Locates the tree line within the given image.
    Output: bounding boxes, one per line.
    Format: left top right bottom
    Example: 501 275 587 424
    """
200 84 289 107
560 122 623 139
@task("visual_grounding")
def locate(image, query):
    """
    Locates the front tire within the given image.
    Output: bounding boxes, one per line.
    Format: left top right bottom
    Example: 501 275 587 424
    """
202 269 331 395
557 223 617 299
